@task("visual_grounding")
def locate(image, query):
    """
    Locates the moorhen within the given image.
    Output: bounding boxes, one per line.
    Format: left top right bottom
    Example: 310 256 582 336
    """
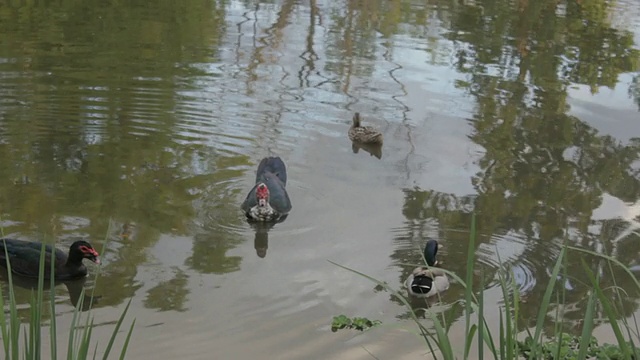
348 112 383 145
405 239 450 298
241 156 292 222
0 239 101 280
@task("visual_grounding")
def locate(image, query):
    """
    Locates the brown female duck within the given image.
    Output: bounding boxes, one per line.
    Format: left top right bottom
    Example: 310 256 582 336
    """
348 112 383 145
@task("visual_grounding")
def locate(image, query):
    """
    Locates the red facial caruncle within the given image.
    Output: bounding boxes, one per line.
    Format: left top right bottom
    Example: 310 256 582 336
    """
256 183 270 207
79 245 101 264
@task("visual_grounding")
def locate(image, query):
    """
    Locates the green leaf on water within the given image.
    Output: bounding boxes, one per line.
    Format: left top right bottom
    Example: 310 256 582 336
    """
331 315 381 332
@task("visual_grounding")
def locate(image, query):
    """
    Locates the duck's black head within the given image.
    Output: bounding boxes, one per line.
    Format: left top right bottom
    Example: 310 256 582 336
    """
423 239 441 266
70 241 101 265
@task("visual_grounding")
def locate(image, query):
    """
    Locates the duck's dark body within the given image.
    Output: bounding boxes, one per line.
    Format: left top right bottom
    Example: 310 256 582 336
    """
0 239 100 281
241 157 292 221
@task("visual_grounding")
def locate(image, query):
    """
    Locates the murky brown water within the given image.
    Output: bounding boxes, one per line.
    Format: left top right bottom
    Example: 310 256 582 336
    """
0 0 639 358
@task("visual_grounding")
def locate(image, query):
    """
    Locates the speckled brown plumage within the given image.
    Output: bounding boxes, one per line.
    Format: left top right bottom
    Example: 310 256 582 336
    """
348 112 383 145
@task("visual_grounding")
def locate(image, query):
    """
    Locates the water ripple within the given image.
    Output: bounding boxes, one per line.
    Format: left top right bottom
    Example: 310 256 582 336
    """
477 230 540 297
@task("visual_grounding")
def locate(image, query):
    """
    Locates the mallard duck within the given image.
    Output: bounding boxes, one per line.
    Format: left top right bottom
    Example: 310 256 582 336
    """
348 112 383 145
241 156 292 222
405 239 450 298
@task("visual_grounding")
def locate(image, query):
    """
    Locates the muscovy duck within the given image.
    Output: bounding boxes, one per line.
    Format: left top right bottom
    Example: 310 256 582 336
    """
0 239 101 280
405 239 450 298
241 156 292 222
348 112 383 145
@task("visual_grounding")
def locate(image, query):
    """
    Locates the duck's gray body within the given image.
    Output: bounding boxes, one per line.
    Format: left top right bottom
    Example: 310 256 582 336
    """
241 157 292 221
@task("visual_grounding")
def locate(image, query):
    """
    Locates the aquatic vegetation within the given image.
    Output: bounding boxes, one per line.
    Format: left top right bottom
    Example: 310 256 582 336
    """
518 333 640 360
331 315 381 332
0 237 135 359
330 215 640 359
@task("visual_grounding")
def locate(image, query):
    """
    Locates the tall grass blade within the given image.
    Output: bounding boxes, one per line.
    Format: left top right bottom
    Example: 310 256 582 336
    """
605 258 640 358
568 246 640 290
496 267 513 360
81 294 94 350
0 231 134 360
78 317 94 360
67 293 81 360
1 240 11 357
583 260 630 357
75 291 93 359
573 246 640 355
480 309 498 357
7 246 20 360
0 234 8 358
101 298 134 360
23 327 29 360
499 311 505 360
422 307 453 360
577 287 596 360
465 324 477 358
327 260 444 358
474 276 498 359
463 214 477 359
32 242 47 360
27 296 34 360
553 291 563 360
477 267 484 360
118 319 136 360
27 295 35 360
0 274 8 357
552 246 570 360
10 293 17 359
529 247 565 358
423 289 459 357
50 247 57 360
511 271 520 359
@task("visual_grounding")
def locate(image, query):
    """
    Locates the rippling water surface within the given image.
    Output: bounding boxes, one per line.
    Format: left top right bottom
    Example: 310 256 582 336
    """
0 0 639 358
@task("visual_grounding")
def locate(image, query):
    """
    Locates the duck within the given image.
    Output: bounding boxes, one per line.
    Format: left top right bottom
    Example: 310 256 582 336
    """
0 239 101 281
405 239 450 298
241 156 292 222
348 112 383 145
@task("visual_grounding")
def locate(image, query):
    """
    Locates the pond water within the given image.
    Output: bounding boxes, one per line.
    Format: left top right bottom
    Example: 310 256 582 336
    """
0 0 639 358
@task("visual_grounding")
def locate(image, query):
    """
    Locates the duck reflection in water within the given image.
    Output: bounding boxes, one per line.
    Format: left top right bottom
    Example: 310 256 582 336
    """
0 271 100 312
351 141 383 159
249 214 288 258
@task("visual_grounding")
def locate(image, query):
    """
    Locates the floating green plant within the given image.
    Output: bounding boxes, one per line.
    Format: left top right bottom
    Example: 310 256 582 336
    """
331 314 382 332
